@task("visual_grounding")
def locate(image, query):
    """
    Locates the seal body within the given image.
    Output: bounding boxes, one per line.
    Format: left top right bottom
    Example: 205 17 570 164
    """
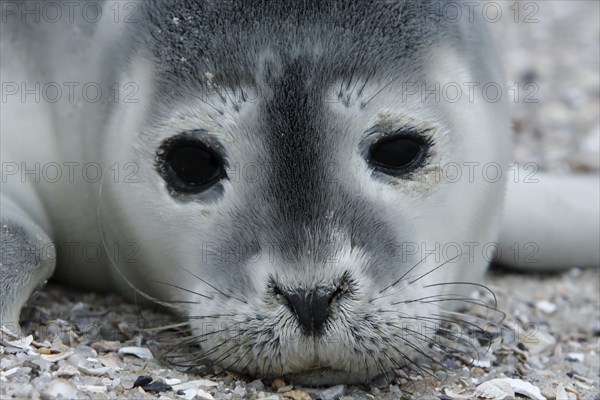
6 0 594 385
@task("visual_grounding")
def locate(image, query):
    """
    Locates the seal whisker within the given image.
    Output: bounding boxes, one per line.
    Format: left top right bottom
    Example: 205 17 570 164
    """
196 337 252 371
149 280 214 300
180 266 248 304
377 256 428 296
142 321 190 332
186 313 239 320
407 253 463 285
398 322 480 360
164 331 249 370
374 254 461 303
221 338 256 372
395 329 450 370
388 340 436 379
360 75 401 109
423 281 499 308
159 325 240 356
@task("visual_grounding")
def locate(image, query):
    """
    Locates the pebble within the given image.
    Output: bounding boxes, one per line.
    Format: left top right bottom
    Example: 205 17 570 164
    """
556 384 569 400
318 385 346 400
0 367 20 378
233 384 247 397
281 390 312 400
41 352 73 362
196 389 215 400
133 375 153 387
143 381 172 393
565 353 584 362
248 379 266 391
272 378 287 390
474 378 545 400
80 384 108 393
171 379 220 390
277 384 294 393
31 358 52 372
535 300 558 314
91 340 121 353
42 379 79 399
165 377 181 385
388 385 401 398
118 346 153 360
53 364 79 378
78 365 112 376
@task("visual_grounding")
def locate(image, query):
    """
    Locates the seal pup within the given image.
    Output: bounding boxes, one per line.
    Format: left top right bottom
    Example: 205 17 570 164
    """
1 0 598 385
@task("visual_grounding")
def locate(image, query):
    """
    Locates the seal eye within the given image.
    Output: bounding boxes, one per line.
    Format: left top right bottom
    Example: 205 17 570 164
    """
157 137 225 194
369 134 429 175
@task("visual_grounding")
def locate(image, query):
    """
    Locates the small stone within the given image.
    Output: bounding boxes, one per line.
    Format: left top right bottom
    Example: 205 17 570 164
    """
165 378 181 385
471 359 491 369
535 300 557 314
280 390 312 400
516 342 528 351
319 385 346 400
41 351 73 363
98 355 121 369
91 340 120 353
172 379 219 391
277 385 294 393
272 378 287 390
556 384 569 400
248 379 265 391
196 389 214 400
77 365 111 376
75 345 98 358
388 385 402 398
133 375 153 388
80 385 107 394
41 379 79 399
566 353 584 362
475 378 545 400
233 385 247 397
121 379 135 390
143 381 172 393
6 335 34 350
0 367 20 377
118 346 153 360
53 364 79 378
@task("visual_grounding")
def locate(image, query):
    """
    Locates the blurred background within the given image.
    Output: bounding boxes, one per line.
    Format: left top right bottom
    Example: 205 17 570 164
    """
488 0 599 173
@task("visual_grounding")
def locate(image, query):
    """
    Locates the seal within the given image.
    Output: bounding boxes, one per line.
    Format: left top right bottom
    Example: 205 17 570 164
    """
1 0 598 385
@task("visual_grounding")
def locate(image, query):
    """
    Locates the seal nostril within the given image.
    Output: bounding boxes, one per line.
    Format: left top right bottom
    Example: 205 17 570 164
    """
277 285 344 335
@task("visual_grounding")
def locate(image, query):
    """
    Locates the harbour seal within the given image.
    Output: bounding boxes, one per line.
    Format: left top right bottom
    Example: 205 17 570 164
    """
1 0 598 385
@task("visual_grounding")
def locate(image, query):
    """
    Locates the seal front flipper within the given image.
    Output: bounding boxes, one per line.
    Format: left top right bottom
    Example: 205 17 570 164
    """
0 194 56 335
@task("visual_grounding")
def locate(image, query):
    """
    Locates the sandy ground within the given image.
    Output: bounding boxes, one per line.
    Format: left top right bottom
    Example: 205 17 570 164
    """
1 1 599 399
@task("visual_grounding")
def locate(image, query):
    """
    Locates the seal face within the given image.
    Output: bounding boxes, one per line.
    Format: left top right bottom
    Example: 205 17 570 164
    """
1 0 512 385
95 1 511 384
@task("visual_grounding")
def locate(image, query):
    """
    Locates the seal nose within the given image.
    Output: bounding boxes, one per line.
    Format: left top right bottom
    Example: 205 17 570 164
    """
282 288 335 334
